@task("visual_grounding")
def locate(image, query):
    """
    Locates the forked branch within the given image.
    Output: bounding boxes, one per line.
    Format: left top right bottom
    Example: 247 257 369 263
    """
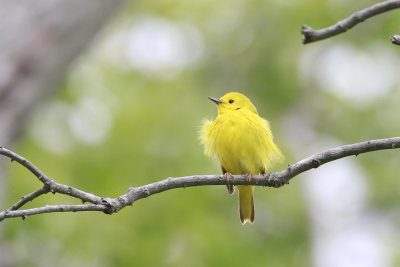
1 136 400 221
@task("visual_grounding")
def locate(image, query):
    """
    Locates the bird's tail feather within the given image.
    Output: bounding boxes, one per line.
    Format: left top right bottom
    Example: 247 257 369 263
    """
238 185 254 224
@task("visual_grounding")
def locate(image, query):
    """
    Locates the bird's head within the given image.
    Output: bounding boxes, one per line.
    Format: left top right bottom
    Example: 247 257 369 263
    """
209 92 258 115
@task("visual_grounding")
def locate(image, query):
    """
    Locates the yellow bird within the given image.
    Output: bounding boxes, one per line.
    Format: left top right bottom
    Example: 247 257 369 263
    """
200 92 283 224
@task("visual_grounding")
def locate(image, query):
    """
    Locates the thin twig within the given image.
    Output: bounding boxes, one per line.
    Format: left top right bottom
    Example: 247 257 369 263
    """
0 147 52 185
302 0 400 44
9 186 48 211
1 204 107 220
0 147 104 205
1 137 400 221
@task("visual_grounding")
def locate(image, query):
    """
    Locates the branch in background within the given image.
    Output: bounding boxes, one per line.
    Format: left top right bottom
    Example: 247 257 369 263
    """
1 137 400 221
302 0 400 44
390 34 400 45
0 0 126 147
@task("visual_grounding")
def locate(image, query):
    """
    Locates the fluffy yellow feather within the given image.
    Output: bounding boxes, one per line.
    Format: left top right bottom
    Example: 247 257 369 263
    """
200 92 282 224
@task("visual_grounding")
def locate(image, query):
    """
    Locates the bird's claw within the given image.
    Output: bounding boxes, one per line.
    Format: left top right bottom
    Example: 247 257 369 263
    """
245 173 254 182
224 172 235 194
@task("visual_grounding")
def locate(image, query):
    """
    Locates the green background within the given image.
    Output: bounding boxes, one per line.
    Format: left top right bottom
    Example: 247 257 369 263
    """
4 0 400 266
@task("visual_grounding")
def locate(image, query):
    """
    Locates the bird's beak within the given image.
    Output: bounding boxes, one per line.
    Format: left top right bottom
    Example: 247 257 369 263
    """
208 97 223 104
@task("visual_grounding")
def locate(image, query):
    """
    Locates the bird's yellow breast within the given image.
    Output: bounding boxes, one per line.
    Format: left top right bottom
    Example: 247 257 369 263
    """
201 109 281 175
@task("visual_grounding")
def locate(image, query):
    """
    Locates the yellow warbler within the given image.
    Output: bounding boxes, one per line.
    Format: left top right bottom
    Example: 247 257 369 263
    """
200 92 283 224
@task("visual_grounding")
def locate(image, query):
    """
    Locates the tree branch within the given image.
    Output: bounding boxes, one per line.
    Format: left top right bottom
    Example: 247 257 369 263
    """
301 0 400 44
2 204 107 220
1 136 400 221
9 187 48 211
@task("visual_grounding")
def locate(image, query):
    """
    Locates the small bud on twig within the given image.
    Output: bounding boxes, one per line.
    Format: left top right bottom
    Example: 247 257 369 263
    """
390 35 400 45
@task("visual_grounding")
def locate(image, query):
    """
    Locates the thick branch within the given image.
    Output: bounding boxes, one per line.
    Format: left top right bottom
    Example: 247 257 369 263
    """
302 0 400 44
1 137 400 221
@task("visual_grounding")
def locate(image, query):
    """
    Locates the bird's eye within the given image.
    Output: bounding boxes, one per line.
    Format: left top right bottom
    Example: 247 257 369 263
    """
229 99 234 104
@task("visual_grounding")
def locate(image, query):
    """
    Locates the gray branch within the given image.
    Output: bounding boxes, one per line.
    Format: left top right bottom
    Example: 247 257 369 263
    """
9 187 48 211
302 0 400 44
2 204 107 220
1 136 400 221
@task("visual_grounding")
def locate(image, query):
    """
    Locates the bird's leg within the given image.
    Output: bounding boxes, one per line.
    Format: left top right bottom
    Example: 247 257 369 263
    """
224 172 235 194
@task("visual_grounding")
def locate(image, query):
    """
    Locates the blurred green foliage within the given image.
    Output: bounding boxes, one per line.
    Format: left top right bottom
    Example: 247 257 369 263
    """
4 0 400 266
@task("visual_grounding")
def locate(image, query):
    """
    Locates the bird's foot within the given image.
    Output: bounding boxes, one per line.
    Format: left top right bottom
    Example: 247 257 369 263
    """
245 173 254 182
224 172 235 194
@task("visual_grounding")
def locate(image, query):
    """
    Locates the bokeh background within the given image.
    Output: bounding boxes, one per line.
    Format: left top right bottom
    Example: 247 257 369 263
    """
1 0 400 266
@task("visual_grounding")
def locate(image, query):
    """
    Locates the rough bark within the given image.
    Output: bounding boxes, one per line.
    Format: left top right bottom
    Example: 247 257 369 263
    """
1 137 399 221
